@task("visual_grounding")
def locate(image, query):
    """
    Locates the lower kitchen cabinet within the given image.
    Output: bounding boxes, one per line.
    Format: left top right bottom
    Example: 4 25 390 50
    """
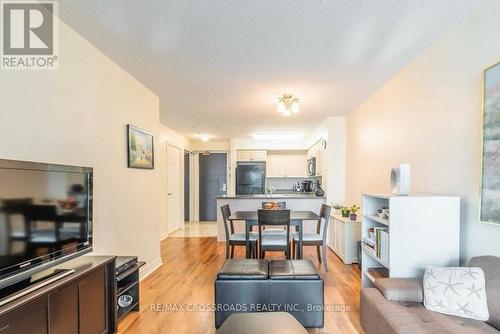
329 215 361 264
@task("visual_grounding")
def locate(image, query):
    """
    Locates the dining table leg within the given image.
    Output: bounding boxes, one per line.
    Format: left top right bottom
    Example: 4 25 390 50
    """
298 220 303 259
245 220 251 259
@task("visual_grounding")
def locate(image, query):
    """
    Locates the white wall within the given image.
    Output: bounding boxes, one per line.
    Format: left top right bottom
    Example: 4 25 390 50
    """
346 0 500 260
0 17 186 276
310 117 347 207
189 139 230 152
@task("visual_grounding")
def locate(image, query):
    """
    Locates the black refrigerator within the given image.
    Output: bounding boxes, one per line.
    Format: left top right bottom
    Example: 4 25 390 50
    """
236 162 266 195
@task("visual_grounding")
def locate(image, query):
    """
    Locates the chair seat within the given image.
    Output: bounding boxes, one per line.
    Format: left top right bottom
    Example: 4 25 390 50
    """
229 232 258 242
292 232 322 242
261 233 288 246
262 229 286 236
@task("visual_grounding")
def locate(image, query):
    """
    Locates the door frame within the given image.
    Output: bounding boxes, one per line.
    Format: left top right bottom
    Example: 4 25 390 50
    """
193 150 230 222
166 142 183 237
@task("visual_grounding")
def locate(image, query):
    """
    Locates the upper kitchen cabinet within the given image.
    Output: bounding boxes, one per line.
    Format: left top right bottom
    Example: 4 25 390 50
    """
236 150 267 162
266 151 306 178
307 140 326 176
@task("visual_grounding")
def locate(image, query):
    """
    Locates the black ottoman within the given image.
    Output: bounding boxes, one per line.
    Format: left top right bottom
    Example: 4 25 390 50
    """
269 260 324 328
215 259 269 328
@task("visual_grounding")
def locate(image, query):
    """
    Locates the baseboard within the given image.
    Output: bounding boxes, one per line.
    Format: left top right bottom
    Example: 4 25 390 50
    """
139 257 162 281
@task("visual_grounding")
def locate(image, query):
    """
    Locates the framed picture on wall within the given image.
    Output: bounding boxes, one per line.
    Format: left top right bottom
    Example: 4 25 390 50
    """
127 124 154 169
480 62 500 224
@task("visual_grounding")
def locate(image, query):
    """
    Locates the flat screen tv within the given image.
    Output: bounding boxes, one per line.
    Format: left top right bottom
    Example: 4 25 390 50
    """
0 159 93 289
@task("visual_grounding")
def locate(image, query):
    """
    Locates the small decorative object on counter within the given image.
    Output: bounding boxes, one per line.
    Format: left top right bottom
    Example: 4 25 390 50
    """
265 186 277 195
333 204 342 215
391 163 411 195
349 205 360 221
341 206 351 218
315 180 324 197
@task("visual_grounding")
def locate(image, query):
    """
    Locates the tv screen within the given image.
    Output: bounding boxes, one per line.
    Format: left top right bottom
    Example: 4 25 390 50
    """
0 159 92 288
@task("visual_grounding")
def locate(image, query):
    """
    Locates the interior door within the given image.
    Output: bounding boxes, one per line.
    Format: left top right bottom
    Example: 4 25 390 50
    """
167 145 182 233
199 153 227 221
184 152 190 222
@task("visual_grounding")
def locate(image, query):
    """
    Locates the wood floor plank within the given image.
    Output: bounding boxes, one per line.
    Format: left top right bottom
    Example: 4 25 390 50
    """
119 237 363 334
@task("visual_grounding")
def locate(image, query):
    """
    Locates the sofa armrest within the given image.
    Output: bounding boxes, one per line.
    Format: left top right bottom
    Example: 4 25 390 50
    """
374 278 423 303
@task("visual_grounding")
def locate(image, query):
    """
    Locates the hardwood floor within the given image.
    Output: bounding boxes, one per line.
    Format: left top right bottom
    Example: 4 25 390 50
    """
119 237 363 334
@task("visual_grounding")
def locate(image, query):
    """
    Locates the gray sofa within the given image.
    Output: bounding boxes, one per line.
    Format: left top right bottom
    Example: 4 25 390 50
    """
361 256 500 334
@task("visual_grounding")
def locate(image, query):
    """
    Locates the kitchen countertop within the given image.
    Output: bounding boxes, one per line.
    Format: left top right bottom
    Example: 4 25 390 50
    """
216 194 325 199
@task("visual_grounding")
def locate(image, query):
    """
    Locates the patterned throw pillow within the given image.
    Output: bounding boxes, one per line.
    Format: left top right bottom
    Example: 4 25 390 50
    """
423 266 489 321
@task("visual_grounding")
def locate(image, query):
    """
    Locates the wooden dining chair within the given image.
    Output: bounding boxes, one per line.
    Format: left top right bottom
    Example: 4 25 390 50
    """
220 205 258 259
258 209 291 259
292 204 332 271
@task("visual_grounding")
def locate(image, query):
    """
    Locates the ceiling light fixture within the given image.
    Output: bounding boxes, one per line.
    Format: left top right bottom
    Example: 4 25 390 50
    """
277 94 300 116
200 135 210 142
250 132 305 140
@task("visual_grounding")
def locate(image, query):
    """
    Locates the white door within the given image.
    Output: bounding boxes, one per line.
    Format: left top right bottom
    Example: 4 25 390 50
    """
167 145 182 234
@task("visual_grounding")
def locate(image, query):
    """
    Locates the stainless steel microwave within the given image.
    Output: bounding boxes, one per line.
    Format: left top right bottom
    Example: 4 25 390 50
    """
307 157 316 176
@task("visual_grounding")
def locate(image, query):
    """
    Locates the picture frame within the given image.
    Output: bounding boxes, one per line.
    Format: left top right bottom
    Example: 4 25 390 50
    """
480 62 500 224
127 124 154 169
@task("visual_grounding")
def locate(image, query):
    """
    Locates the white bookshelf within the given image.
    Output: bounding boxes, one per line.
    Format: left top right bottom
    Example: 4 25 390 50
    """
361 194 460 287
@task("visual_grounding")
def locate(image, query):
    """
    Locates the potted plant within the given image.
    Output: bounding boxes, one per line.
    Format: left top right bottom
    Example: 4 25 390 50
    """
349 205 360 221
341 206 351 218
333 204 342 215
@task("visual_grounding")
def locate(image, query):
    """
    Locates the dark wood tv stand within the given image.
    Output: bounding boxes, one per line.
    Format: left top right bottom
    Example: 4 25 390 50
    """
0 256 117 334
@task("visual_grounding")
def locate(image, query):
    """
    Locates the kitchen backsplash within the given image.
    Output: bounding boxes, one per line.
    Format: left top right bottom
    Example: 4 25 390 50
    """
266 178 301 192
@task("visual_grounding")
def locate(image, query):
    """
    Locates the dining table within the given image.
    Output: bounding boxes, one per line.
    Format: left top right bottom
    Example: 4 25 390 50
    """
227 210 320 259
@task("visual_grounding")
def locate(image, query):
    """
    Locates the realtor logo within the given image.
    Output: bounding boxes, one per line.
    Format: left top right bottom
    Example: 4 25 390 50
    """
1 1 58 69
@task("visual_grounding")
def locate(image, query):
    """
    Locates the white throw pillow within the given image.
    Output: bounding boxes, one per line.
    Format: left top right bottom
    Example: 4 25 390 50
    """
423 266 489 321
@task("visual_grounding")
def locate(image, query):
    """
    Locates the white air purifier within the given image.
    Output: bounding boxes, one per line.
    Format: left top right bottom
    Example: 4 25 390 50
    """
391 163 411 195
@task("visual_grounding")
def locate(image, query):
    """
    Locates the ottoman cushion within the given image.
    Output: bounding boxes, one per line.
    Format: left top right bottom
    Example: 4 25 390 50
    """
269 260 321 280
217 259 268 280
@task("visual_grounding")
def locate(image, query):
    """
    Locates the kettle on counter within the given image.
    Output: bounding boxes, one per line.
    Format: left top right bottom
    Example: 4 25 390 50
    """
315 180 324 197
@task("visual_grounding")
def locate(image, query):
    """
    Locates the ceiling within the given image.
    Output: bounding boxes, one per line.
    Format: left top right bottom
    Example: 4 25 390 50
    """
58 0 480 140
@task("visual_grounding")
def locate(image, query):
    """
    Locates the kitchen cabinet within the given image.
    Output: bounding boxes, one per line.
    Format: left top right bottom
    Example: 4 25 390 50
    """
266 151 306 178
329 215 361 264
237 150 267 162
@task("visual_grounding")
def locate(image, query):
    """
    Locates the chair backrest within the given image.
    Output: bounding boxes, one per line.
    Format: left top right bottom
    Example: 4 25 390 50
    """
258 209 290 242
220 205 234 241
261 201 286 209
316 204 332 242
2 198 33 213
24 205 58 222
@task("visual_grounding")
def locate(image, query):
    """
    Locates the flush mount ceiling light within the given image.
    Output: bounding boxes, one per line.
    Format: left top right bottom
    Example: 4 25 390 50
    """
200 134 211 142
277 94 300 116
250 132 305 140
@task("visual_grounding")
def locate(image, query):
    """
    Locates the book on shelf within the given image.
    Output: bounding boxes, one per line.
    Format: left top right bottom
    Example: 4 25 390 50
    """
364 227 389 263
